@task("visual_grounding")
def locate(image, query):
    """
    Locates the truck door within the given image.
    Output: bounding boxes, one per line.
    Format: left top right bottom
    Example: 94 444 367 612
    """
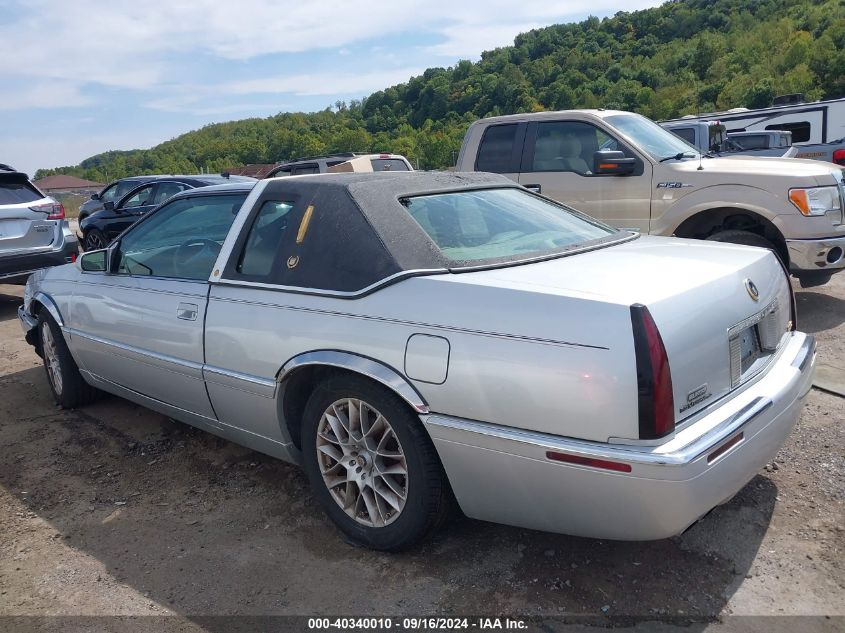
517 120 653 233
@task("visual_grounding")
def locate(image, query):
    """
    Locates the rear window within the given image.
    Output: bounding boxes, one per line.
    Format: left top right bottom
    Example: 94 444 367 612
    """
671 127 696 144
404 188 618 266
370 158 409 172
476 124 519 173
0 178 43 205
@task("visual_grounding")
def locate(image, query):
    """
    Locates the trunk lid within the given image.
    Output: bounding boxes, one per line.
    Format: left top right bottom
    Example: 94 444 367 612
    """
0 172 61 254
454 235 793 427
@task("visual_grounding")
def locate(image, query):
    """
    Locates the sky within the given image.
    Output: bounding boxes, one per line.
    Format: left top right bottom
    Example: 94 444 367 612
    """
0 0 665 177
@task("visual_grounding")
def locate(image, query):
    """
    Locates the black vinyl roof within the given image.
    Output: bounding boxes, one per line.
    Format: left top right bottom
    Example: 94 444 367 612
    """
260 171 520 276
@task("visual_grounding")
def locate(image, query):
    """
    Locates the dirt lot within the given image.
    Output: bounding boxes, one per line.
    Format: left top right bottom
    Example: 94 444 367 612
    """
0 275 842 631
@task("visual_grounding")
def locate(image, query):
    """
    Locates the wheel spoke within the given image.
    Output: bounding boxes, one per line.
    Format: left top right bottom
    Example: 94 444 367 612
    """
324 412 349 445
360 487 384 527
377 472 406 499
373 479 404 512
317 443 344 464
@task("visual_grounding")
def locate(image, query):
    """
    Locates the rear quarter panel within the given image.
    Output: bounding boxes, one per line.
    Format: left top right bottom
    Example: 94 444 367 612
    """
204 277 639 443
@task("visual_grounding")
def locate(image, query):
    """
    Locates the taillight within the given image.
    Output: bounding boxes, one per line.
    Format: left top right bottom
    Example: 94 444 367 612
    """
833 149 845 166
48 202 65 220
29 202 65 220
630 304 675 440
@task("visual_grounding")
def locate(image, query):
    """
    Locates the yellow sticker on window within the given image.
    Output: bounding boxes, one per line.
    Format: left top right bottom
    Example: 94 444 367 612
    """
296 205 315 244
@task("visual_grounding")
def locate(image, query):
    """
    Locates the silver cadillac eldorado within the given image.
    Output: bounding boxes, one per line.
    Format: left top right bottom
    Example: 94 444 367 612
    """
18 172 815 551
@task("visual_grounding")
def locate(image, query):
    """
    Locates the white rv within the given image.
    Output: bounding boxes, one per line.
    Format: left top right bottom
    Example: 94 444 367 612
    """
662 95 845 165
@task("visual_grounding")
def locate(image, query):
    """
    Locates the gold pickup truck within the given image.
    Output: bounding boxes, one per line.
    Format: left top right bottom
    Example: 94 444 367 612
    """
457 109 845 287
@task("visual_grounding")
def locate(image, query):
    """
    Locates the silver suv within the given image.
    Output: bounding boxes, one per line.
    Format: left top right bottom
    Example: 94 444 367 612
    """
0 164 79 284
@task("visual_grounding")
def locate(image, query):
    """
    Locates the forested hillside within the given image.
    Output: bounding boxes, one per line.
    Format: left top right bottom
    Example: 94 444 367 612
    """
36 0 845 180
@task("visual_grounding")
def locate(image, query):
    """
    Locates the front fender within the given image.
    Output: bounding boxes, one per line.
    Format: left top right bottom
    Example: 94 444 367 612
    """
653 184 789 236
31 291 65 328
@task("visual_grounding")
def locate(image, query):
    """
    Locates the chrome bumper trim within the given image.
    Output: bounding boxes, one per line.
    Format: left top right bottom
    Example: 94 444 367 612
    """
786 236 845 272
18 304 38 334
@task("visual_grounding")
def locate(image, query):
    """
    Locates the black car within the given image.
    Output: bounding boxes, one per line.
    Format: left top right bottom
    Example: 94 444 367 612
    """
79 175 255 250
78 175 162 222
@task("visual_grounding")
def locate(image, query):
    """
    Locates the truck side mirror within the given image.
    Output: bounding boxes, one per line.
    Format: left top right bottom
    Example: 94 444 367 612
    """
593 150 636 175
104 201 116 212
90 193 100 200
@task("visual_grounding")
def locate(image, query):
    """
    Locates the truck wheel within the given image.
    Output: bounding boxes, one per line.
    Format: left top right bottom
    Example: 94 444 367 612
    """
706 230 783 264
300 374 451 551
38 312 98 409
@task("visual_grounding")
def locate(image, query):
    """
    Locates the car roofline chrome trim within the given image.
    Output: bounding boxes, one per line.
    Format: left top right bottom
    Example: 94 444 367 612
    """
279 350 429 414
212 268 448 299
209 179 270 282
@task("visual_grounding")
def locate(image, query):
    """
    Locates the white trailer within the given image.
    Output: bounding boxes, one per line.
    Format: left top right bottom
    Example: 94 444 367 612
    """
662 96 845 165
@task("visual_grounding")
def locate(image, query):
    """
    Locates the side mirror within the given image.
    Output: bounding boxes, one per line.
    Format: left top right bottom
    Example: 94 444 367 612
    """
104 201 116 212
593 150 636 175
80 249 107 272
90 193 100 200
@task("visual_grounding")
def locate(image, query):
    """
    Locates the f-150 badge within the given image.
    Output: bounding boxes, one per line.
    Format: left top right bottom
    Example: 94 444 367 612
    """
656 182 694 189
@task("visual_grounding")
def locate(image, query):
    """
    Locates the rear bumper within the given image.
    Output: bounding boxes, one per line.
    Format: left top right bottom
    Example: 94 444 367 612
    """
786 235 845 274
0 227 78 283
425 331 815 541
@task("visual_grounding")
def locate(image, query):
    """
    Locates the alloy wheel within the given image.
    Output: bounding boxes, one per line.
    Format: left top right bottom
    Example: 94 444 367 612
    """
41 324 63 396
315 398 408 527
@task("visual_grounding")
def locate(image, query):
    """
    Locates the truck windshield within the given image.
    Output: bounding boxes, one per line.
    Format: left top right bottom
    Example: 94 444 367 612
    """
605 113 699 162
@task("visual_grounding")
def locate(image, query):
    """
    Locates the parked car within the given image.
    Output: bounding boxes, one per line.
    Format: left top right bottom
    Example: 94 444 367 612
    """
78 175 161 222
19 172 815 551
79 175 255 250
1 164 78 284
265 153 412 178
457 109 845 287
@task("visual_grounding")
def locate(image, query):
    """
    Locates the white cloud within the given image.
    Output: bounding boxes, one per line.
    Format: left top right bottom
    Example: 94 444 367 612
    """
222 67 426 97
0 0 665 94
0 81 92 111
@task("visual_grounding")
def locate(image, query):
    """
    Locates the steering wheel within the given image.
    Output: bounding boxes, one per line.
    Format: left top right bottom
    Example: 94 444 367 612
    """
172 238 220 275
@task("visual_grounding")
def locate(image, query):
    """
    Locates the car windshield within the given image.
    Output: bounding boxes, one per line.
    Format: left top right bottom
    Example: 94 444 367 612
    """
605 113 699 161
404 188 620 266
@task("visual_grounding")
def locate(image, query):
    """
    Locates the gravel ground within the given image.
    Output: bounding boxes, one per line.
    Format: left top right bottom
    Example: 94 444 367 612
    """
0 274 842 632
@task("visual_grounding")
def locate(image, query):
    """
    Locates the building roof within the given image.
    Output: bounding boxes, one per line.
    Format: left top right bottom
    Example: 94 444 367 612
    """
33 175 104 191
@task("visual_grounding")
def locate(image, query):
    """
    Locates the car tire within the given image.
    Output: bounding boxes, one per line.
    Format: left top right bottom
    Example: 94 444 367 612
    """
706 230 783 263
301 374 451 551
83 228 108 252
38 312 98 409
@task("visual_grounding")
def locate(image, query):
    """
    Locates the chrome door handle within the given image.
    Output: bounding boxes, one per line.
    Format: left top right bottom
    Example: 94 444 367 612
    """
524 184 541 193
177 303 198 321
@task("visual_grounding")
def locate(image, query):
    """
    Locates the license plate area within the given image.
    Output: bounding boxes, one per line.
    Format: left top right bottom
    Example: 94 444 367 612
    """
738 324 762 373
728 299 781 388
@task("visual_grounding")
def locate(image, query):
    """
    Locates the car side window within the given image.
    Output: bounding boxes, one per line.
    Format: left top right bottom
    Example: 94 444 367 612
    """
236 201 296 277
476 124 518 173
122 184 155 209
153 182 188 204
115 193 245 280
529 121 616 175
100 183 119 202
